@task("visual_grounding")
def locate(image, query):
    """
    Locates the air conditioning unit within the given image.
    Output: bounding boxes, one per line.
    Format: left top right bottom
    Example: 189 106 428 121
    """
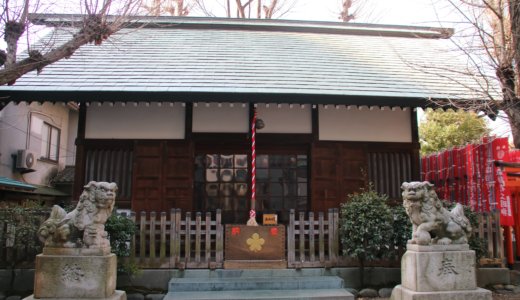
16 149 36 171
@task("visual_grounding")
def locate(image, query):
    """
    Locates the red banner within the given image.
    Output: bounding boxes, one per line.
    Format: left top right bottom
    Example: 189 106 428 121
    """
492 138 514 226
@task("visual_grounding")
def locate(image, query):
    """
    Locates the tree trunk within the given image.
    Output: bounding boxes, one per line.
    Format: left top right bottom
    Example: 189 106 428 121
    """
507 0 520 148
0 21 117 86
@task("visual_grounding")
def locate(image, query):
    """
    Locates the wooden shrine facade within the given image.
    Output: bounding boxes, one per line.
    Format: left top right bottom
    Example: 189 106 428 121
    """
74 102 420 224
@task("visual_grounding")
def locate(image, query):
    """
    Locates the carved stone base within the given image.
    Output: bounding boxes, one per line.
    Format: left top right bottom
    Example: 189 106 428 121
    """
23 290 127 300
401 244 476 292
391 285 491 300
32 253 117 299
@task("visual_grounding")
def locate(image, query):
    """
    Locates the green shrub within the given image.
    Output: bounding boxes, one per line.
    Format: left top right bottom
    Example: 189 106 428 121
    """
390 204 412 258
339 187 393 287
105 211 139 275
0 201 47 292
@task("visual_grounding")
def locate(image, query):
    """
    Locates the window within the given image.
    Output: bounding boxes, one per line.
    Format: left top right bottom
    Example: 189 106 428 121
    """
40 122 60 161
257 154 308 222
195 154 249 223
194 152 309 224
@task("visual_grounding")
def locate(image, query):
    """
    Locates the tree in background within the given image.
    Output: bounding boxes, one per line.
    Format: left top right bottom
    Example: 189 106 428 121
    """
189 0 297 19
433 0 520 148
0 0 142 87
419 109 490 155
141 0 191 16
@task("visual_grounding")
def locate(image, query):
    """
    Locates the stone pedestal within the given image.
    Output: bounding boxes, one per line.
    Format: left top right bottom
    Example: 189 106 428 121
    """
24 250 126 300
391 244 491 300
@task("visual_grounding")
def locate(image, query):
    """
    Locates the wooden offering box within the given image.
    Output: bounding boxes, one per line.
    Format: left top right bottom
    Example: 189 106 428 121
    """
224 224 286 269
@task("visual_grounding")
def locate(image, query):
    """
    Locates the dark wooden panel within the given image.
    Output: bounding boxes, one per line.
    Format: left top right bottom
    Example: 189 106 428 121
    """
132 141 194 213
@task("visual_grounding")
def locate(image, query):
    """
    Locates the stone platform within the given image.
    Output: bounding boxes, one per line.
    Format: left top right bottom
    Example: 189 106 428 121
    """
24 290 127 300
23 252 125 300
391 244 491 300
391 285 491 300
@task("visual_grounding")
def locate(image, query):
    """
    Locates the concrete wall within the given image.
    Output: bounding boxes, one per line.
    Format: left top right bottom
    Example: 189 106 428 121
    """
0 102 74 186
86 102 185 139
319 106 412 142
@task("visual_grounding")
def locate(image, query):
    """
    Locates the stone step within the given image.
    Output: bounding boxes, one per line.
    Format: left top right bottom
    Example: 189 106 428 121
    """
169 269 329 278
169 275 344 292
164 289 354 300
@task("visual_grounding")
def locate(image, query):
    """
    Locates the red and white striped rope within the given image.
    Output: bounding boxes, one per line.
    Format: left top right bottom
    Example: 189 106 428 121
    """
250 109 257 218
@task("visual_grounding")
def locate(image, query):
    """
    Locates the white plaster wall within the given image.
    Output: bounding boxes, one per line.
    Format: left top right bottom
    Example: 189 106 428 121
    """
86 103 185 139
256 104 311 134
193 104 249 133
319 106 412 142
0 102 72 185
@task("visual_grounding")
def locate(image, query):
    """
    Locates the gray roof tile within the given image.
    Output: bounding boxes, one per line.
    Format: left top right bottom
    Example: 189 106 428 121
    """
0 16 498 104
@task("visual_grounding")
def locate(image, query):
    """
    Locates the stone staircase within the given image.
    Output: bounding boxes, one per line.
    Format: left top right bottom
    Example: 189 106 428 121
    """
163 269 354 300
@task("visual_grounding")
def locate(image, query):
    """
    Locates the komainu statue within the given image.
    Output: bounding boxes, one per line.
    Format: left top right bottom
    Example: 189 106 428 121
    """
38 181 117 249
401 181 472 245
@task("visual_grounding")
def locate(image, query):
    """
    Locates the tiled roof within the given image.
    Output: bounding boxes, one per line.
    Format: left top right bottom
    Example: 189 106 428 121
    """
51 165 75 184
0 15 496 106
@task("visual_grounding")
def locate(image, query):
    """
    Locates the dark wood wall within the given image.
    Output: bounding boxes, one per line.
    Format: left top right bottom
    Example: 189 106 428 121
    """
73 104 420 213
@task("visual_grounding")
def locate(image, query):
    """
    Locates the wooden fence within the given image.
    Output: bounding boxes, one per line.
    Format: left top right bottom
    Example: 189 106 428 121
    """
475 211 504 266
287 209 339 268
129 209 223 269
0 208 506 269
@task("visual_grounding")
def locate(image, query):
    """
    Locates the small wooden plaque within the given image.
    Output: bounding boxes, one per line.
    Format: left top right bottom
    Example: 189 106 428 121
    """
263 214 278 225
225 225 285 261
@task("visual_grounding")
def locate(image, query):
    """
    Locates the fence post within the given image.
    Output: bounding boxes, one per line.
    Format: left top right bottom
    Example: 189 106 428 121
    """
160 211 167 261
331 208 339 263
205 212 211 267
215 209 223 265
318 212 325 263
174 209 182 266
139 211 146 259
299 211 305 263
195 212 202 264
287 209 295 266
169 209 176 267
309 212 315 263
150 211 156 259
327 209 334 263
185 212 192 264
130 211 136 260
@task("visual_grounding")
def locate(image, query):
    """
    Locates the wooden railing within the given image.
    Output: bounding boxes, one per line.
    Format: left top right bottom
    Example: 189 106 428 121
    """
129 209 223 269
287 209 340 268
0 208 505 269
475 211 504 266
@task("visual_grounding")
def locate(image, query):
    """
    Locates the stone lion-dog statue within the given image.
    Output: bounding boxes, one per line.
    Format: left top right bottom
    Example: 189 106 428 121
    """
38 181 117 249
401 181 472 245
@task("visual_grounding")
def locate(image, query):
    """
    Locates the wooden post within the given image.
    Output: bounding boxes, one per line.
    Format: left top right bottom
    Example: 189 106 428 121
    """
299 211 305 263
185 212 192 264
150 211 156 259
205 212 211 266
309 212 315 262
287 209 295 266
160 212 167 261
195 212 202 264
318 212 325 263
140 211 146 259
170 209 177 267
130 211 136 260
215 209 223 265
174 209 182 266
504 225 514 268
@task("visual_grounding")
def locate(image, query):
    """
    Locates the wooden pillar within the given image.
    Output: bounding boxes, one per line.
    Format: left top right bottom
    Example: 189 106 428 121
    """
73 102 87 200
504 225 514 268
